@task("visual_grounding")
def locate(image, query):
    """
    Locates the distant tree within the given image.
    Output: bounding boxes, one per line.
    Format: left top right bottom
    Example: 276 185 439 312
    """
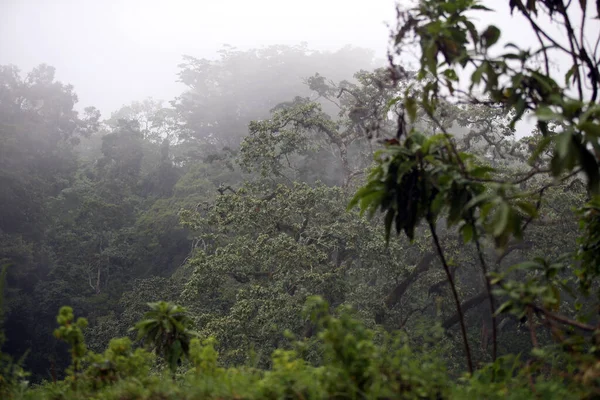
173 44 377 156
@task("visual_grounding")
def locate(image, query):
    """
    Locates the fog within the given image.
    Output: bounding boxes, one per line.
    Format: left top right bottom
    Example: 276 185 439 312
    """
4 0 593 138
0 0 395 114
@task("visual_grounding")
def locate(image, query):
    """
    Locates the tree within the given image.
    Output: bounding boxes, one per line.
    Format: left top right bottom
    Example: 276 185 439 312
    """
0 64 100 378
351 0 600 387
173 44 376 155
238 68 405 188
131 301 197 374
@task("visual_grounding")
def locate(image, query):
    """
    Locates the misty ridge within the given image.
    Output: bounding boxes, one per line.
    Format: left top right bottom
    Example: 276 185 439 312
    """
0 0 600 399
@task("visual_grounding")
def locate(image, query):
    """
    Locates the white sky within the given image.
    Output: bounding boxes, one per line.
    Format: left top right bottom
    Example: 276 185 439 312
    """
1 0 597 128
0 0 395 115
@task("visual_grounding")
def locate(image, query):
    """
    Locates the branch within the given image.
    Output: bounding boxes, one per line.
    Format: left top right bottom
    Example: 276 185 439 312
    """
472 219 498 361
428 218 473 373
343 169 365 188
384 252 436 309
399 304 429 328
217 185 237 195
496 241 533 265
442 292 488 330
534 305 597 332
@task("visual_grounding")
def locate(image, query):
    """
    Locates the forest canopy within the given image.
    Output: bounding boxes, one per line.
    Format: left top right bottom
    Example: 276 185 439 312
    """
1 0 600 399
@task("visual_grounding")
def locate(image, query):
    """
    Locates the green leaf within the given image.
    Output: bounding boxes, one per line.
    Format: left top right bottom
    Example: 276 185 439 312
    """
528 135 553 164
550 154 563 176
471 63 486 89
564 65 577 86
535 106 562 122
493 202 511 237
509 261 542 273
510 98 527 129
515 200 538 218
429 192 445 216
405 96 417 123
579 122 600 138
425 42 438 74
495 301 514 315
443 69 458 81
470 165 495 178
556 131 573 159
465 192 495 210
461 223 474 243
385 96 402 113
562 100 584 119
481 25 501 48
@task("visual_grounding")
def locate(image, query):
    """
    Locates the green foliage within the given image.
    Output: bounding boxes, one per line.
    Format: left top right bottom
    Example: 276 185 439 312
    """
16 299 456 399
188 337 222 377
575 197 600 296
348 133 488 243
0 265 30 398
131 302 198 374
53 307 88 378
350 0 600 393
84 337 154 389
304 296 450 398
26 298 600 399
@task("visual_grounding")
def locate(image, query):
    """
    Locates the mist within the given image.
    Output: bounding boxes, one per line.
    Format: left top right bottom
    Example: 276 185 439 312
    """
1 0 395 114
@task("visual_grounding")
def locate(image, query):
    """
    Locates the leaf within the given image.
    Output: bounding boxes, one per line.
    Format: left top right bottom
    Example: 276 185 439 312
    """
515 200 538 218
405 96 417 123
495 301 514 315
470 165 495 178
443 69 458 81
579 122 600 138
564 65 577 86
579 147 600 194
538 120 549 137
508 261 542 273
556 131 573 159
425 42 438 74
493 202 511 237
471 63 486 89
461 223 474 243
550 154 563 176
430 192 445 216
510 98 527 129
347 185 375 211
481 25 501 48
465 192 495 210
535 106 561 122
385 96 402 113
359 191 384 215
464 20 479 47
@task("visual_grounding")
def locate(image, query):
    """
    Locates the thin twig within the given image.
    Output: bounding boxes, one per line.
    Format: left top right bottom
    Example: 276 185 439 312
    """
534 305 597 332
527 307 539 348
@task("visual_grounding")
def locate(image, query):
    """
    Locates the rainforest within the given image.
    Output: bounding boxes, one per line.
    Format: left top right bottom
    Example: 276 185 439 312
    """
1 0 599 398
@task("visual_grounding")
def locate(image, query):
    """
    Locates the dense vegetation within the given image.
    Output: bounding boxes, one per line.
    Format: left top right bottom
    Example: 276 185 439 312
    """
1 0 599 398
